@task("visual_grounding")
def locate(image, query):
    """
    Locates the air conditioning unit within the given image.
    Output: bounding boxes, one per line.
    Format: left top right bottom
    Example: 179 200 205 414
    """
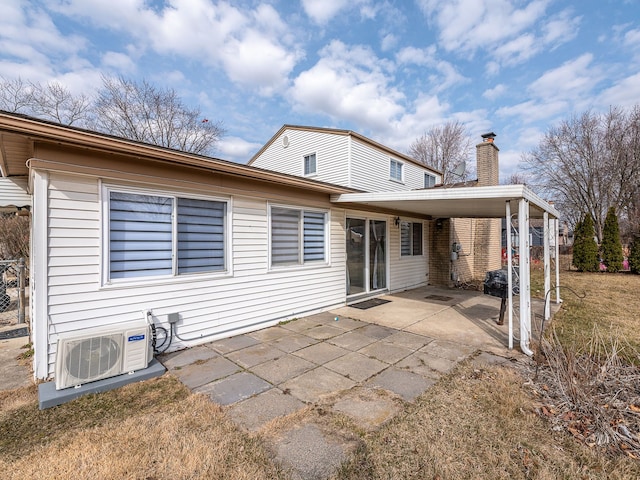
55 320 152 390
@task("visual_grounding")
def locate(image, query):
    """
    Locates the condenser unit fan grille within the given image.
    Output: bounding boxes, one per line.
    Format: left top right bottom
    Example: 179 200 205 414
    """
66 336 121 381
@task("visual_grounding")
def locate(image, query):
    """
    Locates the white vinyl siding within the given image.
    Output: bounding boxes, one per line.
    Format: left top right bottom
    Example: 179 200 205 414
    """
304 153 317 176
0 176 31 208
270 205 327 266
38 170 347 379
251 129 349 186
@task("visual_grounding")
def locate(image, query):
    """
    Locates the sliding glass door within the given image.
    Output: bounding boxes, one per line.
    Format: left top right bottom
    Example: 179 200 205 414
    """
346 217 387 296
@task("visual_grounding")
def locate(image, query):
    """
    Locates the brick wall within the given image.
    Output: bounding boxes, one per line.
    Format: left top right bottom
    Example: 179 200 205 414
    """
429 137 502 286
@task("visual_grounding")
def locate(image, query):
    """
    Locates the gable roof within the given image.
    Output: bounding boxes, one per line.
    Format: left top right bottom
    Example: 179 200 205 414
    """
0 112 356 195
248 124 443 176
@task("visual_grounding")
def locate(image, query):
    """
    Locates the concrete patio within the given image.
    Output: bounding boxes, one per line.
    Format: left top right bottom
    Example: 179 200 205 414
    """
160 285 555 479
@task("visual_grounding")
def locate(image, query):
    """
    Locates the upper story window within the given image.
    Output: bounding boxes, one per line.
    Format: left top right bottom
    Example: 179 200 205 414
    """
270 205 328 267
304 153 317 176
424 173 436 188
106 189 227 282
400 221 423 256
390 159 403 182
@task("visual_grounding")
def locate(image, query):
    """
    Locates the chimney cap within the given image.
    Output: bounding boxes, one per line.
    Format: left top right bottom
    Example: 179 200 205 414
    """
481 132 496 140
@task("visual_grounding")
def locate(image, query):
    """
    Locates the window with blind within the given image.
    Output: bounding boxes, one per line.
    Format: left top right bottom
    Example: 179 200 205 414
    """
108 190 226 280
400 221 423 256
271 206 327 266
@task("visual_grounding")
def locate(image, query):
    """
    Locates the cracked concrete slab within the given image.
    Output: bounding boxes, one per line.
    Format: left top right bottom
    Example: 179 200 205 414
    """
195 371 272 405
270 422 356 480
229 388 306 431
251 354 316 385
324 351 388 382
280 367 356 403
366 367 436 402
171 355 240 389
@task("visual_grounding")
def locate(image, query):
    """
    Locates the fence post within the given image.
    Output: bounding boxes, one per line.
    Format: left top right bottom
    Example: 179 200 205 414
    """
18 257 25 324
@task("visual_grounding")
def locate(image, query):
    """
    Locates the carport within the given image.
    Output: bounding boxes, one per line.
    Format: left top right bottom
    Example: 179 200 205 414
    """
331 184 562 356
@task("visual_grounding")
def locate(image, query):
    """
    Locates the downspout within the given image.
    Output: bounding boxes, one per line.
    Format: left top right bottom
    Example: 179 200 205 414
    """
518 198 534 356
347 135 352 188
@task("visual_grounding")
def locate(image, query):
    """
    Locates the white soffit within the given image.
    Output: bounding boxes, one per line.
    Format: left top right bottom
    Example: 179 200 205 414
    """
330 185 560 219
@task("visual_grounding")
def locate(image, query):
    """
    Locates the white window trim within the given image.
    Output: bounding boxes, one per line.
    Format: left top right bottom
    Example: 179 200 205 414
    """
303 152 317 177
268 202 330 270
390 158 404 183
100 183 232 287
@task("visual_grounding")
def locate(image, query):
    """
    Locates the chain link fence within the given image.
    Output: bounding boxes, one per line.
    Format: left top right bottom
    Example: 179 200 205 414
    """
0 258 27 327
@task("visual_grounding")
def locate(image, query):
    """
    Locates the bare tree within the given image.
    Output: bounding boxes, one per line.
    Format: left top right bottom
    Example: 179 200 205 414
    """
91 76 224 155
504 172 529 185
30 81 92 125
0 76 34 113
522 106 640 242
1 75 224 156
408 120 472 184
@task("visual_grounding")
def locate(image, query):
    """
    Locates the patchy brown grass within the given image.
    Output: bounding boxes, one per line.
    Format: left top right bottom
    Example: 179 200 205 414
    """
336 361 640 480
0 376 284 480
550 270 640 354
3 267 640 479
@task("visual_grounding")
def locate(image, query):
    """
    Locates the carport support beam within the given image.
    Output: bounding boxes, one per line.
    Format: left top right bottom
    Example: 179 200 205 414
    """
543 212 550 322
518 198 533 356
506 200 513 350
555 217 561 304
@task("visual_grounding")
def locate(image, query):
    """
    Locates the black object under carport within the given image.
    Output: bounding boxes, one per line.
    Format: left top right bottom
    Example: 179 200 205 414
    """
483 268 519 325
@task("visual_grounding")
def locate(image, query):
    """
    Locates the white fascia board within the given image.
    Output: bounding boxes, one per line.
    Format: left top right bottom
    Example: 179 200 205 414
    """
331 184 560 219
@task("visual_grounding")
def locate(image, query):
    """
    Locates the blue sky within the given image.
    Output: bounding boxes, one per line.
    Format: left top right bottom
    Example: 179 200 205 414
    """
2 1 639 178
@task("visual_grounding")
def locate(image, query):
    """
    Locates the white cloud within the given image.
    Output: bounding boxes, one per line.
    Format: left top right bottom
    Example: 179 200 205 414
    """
528 53 599 100
483 84 506 101
416 0 580 69
217 136 263 163
381 33 398 52
301 0 350 25
416 0 549 53
396 46 435 66
49 0 301 95
542 9 581 47
598 72 640 107
291 41 404 132
101 51 136 73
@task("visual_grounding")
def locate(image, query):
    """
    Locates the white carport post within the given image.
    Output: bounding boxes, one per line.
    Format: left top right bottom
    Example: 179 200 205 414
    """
554 217 562 304
506 200 514 350
543 211 551 321
518 198 534 356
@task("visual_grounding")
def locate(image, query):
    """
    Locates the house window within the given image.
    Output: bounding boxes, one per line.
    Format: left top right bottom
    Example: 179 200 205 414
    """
400 221 423 256
271 206 327 266
424 173 436 188
304 153 317 176
108 190 226 280
390 159 403 182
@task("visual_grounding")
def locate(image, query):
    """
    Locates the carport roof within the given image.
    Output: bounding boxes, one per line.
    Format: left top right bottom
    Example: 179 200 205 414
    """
331 184 559 219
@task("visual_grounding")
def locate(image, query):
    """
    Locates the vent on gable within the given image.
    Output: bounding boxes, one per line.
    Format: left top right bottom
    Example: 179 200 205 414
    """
282 135 289 148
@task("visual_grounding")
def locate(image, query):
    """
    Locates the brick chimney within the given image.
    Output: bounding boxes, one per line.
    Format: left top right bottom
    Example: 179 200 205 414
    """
473 132 501 276
476 132 499 186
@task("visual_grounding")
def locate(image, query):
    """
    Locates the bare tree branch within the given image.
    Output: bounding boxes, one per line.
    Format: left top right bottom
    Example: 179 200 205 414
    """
408 120 472 184
90 76 224 155
522 107 640 242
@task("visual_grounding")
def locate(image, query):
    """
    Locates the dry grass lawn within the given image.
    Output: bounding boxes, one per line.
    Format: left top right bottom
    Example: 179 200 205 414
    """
2 265 640 479
0 376 284 479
